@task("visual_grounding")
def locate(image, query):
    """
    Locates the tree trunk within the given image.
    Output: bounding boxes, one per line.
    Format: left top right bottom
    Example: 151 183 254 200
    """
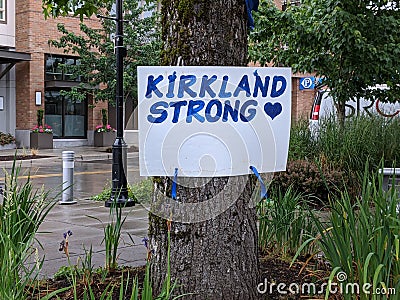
335 100 346 126
149 0 259 299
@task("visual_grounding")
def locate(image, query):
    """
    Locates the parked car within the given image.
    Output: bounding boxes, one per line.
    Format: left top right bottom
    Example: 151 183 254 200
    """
309 87 400 133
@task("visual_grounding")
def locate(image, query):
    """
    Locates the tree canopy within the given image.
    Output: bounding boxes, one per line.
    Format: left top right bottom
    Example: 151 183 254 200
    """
42 0 109 20
48 0 161 105
249 0 400 118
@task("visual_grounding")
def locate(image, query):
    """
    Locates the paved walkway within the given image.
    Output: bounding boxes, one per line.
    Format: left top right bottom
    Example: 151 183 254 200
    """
35 199 149 278
0 146 149 278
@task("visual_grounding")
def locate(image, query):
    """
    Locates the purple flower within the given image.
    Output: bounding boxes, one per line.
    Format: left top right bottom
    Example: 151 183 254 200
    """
59 240 65 252
142 237 149 249
63 230 73 239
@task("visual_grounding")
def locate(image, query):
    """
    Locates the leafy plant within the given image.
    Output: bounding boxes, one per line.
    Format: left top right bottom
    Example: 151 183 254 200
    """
90 182 112 201
104 210 123 272
95 109 115 132
258 187 317 257
0 161 57 299
90 179 152 203
88 200 132 273
287 116 400 197
270 159 348 204
130 177 153 204
250 0 400 121
316 115 400 175
80 245 95 286
0 131 15 146
37 109 44 127
101 108 108 128
48 0 160 106
287 118 317 161
293 166 400 300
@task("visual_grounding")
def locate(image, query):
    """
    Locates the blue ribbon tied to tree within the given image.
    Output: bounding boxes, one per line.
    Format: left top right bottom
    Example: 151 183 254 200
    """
245 0 259 30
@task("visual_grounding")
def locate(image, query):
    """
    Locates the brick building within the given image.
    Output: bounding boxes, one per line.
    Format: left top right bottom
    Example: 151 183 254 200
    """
0 0 30 141
0 0 314 149
14 0 108 148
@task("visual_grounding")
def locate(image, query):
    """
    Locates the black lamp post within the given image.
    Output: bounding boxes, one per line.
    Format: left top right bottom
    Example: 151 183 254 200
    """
100 0 134 208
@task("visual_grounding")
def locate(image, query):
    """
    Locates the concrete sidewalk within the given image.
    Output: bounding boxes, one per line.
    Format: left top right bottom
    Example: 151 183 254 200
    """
35 199 149 278
0 146 149 278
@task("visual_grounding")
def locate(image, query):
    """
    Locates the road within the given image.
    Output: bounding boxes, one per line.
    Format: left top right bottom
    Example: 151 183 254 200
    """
0 152 141 201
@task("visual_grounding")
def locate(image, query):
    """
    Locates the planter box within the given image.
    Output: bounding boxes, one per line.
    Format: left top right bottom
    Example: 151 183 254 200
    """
94 131 116 147
30 132 53 149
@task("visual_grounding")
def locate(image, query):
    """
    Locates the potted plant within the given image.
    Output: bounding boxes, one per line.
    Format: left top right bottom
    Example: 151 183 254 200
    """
30 109 53 149
0 131 16 150
94 109 116 147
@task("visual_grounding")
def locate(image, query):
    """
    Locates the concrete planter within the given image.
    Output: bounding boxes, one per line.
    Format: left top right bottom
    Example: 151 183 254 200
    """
30 132 53 149
94 131 116 147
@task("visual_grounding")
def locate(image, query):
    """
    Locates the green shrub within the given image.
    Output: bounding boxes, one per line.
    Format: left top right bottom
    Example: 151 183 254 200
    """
270 159 348 204
90 178 152 203
0 132 15 146
130 177 152 203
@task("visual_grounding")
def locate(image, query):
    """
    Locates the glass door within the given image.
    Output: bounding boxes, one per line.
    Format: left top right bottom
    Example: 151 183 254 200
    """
45 91 87 138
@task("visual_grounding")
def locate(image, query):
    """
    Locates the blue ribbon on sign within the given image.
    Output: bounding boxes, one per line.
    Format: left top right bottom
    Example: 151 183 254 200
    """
171 168 178 200
245 0 259 30
250 166 267 200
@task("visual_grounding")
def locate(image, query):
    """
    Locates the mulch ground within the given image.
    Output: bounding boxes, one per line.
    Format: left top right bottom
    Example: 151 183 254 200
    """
27 256 336 300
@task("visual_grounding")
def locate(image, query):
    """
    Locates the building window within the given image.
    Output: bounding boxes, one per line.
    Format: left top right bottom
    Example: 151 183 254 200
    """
0 0 6 22
45 55 81 81
44 91 87 139
44 55 87 139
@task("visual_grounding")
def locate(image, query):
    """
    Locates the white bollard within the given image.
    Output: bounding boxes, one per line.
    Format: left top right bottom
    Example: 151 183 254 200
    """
60 151 77 205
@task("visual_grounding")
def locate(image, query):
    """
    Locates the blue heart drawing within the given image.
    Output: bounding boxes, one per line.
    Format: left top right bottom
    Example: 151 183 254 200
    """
264 102 282 120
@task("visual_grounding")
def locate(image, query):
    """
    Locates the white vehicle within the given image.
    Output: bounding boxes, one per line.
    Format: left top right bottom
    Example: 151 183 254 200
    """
309 88 400 132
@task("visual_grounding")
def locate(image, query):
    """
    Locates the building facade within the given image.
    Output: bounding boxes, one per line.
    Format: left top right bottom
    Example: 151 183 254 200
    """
0 0 313 149
14 0 108 148
0 0 30 140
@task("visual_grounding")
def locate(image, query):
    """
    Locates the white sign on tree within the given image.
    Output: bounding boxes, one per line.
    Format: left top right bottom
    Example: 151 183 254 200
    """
138 66 291 177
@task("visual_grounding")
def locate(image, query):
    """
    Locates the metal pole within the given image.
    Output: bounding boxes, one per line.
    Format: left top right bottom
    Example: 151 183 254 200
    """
60 151 77 205
105 0 134 207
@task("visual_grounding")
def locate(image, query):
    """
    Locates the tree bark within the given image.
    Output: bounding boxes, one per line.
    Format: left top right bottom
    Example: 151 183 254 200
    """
335 99 346 126
149 0 259 299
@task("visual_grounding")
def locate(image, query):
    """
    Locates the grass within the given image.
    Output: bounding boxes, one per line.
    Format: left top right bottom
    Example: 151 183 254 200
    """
289 115 400 183
293 167 400 299
258 187 317 258
0 161 57 299
266 116 400 298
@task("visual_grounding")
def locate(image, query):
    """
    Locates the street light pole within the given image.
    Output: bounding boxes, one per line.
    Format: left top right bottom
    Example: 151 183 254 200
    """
105 0 134 207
